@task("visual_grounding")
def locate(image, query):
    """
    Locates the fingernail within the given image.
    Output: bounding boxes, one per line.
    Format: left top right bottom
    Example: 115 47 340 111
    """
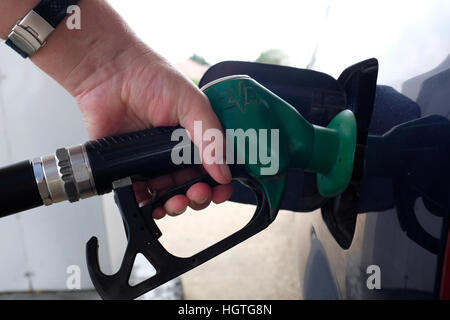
195 197 209 204
220 163 232 183
172 208 187 216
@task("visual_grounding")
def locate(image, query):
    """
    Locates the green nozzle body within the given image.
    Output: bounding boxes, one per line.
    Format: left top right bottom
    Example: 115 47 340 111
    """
203 76 357 218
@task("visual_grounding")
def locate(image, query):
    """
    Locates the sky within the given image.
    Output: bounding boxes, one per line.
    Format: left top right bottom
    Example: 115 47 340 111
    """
108 0 333 65
108 0 450 87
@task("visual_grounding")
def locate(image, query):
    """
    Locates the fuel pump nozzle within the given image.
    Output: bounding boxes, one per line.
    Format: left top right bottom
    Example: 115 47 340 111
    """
0 75 359 299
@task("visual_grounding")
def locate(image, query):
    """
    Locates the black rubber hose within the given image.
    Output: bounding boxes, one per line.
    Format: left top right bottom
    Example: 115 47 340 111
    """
0 160 43 218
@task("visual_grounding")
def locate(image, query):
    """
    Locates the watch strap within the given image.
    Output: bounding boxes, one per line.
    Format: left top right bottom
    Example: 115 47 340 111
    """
5 0 80 58
34 0 81 28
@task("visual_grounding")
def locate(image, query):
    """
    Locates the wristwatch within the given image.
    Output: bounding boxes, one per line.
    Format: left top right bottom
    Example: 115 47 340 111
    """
5 0 81 58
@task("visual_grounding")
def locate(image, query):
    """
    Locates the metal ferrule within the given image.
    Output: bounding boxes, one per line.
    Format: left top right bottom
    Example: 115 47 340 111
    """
32 145 97 206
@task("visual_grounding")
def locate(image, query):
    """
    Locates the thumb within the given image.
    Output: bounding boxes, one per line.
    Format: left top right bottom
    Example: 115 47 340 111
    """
178 87 232 185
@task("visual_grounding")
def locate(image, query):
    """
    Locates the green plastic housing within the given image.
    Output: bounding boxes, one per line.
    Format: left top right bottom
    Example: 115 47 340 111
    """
203 76 357 218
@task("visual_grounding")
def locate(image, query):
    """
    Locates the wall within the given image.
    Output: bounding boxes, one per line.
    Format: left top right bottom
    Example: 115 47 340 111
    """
0 46 114 291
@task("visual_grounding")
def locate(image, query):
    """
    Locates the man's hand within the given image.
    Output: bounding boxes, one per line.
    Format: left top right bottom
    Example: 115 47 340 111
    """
0 0 233 218
74 44 234 219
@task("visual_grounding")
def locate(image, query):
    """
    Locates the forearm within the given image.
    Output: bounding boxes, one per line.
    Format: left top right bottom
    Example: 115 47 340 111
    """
0 0 148 97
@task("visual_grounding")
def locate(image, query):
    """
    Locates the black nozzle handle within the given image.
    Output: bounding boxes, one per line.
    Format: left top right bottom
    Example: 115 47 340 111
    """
84 126 195 195
0 160 43 218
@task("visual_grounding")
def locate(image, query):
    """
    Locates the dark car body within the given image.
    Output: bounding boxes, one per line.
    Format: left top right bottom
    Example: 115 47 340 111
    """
200 54 449 300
